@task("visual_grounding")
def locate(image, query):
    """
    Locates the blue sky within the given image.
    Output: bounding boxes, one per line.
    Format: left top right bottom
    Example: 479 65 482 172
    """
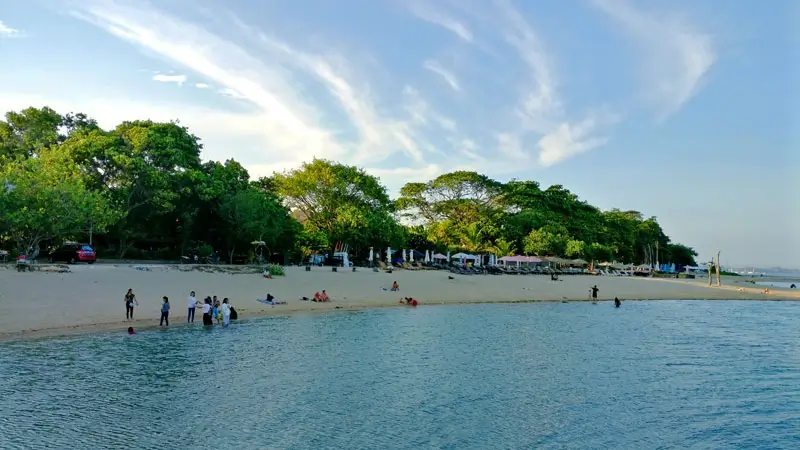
0 0 796 268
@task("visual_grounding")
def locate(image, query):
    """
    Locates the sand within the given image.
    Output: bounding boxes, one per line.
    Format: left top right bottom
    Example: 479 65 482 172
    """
1 263 797 341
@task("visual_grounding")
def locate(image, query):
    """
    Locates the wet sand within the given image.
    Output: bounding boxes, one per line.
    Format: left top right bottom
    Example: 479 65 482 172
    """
1 264 797 341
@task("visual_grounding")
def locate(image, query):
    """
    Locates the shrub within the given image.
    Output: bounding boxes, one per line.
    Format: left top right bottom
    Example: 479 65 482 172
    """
267 263 285 276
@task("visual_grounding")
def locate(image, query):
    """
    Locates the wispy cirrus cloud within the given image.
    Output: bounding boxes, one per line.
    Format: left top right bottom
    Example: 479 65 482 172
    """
423 60 461 92
407 1 473 42
152 73 187 85
69 0 463 173
590 0 716 118
0 20 21 37
488 0 611 168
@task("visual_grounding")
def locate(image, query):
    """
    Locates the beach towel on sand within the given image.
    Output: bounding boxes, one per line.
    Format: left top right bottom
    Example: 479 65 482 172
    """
257 298 285 305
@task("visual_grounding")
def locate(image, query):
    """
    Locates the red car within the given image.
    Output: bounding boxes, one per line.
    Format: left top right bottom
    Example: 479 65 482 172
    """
48 243 97 264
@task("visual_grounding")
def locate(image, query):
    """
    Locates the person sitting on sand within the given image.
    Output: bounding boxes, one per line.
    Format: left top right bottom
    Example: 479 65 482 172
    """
263 269 272 279
320 290 330 302
313 292 322 302
791 284 796 289
128 327 136 335
391 281 399 291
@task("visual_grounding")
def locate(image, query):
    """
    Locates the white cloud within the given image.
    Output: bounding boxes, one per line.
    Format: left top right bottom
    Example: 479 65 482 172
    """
195 82 211 89
537 116 609 167
219 87 247 99
494 0 562 133
407 1 473 42
152 74 187 85
423 60 461 92
0 20 20 37
590 0 716 118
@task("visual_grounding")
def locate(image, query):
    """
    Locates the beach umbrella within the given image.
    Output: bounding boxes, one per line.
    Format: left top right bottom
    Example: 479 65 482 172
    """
409 250 415 263
368 247 373 265
446 251 451 262
424 250 430 263
402 249 407 262
386 247 391 264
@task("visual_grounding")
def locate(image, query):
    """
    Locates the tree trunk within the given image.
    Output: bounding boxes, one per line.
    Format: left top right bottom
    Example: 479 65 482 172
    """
228 245 235 265
118 237 133 259
715 251 721 287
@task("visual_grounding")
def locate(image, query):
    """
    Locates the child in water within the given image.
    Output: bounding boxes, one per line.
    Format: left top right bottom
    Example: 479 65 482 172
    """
128 327 136 335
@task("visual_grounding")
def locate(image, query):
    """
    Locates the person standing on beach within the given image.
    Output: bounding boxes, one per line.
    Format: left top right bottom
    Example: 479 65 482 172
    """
221 298 232 326
202 298 213 326
125 289 138 320
591 285 599 301
160 296 170 326
187 291 197 323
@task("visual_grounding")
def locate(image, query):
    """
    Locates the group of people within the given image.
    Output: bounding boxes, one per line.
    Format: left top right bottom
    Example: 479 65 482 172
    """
188 291 236 326
312 290 330 302
123 289 236 329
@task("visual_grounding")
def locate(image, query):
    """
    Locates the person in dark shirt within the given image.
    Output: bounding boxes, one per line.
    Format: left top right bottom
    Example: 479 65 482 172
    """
591 285 599 300
614 297 621 308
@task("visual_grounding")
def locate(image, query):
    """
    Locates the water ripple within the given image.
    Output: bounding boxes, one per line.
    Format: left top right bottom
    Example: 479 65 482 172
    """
0 300 799 449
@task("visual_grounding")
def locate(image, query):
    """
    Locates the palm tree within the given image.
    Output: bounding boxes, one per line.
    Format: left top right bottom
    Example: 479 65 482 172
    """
490 238 516 257
459 222 485 253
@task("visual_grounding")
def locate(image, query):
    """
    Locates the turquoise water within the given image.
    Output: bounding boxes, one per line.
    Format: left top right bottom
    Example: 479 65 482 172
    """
1 301 799 449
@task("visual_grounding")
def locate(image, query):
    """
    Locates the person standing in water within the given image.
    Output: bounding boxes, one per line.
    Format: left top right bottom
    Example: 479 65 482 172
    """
125 289 138 320
591 285 599 301
221 298 232 327
160 296 171 326
187 291 197 323
614 297 621 308
202 298 213 326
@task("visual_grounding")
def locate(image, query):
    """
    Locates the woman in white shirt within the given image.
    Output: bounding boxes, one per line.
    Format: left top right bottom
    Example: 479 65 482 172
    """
221 298 232 326
202 298 213 326
187 291 197 323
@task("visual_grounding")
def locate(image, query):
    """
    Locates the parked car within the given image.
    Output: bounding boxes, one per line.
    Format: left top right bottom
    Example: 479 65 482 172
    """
48 243 97 264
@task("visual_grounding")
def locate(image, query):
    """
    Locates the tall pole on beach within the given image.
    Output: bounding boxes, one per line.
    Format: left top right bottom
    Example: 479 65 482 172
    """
715 251 721 286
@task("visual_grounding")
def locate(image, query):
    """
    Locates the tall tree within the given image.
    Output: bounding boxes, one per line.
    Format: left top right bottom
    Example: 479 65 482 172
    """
65 120 203 256
269 159 395 252
0 146 118 257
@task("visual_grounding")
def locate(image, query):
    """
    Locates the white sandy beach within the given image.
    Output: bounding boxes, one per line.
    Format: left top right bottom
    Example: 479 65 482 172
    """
0 264 797 340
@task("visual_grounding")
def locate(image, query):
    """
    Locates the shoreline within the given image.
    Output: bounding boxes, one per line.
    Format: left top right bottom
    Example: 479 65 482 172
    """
2 295 798 343
1 264 798 342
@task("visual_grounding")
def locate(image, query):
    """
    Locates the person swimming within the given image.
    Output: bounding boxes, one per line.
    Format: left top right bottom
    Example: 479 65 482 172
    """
614 297 621 308
128 327 136 335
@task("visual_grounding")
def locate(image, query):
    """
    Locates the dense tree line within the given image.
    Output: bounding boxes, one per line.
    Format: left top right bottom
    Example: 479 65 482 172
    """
0 107 697 266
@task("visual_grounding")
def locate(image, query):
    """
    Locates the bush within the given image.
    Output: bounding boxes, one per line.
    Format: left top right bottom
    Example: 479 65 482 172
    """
266 263 285 276
156 247 175 260
198 244 214 258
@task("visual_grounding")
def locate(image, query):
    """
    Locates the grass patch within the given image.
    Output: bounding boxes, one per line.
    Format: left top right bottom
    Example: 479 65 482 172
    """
266 263 285 276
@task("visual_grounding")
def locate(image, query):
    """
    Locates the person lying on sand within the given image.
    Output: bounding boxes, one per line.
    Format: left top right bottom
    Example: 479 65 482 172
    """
399 297 418 306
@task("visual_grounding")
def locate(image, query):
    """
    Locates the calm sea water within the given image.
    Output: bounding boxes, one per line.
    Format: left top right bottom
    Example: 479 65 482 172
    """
1 301 798 449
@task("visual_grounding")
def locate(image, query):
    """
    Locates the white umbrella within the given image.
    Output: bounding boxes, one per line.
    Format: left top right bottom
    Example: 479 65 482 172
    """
424 250 429 263
409 250 415 263
446 251 451 262
368 247 373 266
386 247 391 264
402 249 407 262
